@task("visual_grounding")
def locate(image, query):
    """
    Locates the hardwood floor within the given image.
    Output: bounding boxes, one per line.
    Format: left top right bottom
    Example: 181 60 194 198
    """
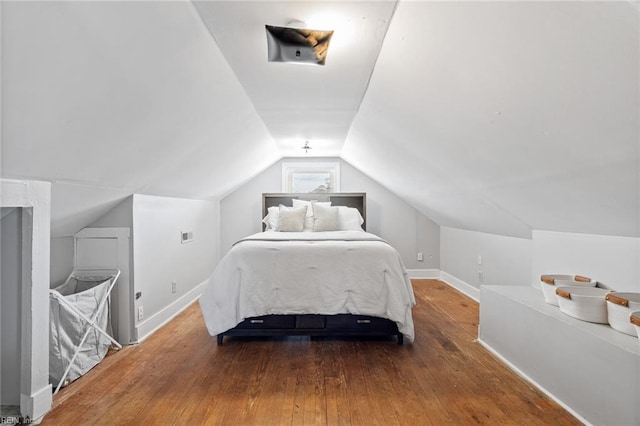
42 280 581 425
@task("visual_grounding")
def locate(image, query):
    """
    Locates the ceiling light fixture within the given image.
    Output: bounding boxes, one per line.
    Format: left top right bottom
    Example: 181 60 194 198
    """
306 12 353 52
301 141 312 154
266 24 334 65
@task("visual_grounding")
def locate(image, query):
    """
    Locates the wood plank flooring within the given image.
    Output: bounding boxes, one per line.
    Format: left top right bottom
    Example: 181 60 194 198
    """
42 280 581 425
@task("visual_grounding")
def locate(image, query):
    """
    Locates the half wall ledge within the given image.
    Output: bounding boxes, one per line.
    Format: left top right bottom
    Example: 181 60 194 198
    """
479 285 640 426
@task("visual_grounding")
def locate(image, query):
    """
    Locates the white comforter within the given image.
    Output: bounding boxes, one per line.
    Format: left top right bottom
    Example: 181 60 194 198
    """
199 231 416 342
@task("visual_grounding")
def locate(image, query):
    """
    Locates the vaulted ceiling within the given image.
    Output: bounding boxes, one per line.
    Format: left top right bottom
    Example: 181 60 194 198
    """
193 1 397 156
1 1 638 239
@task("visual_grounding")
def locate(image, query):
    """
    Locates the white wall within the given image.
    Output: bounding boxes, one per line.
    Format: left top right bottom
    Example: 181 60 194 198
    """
440 227 532 298
220 157 440 270
131 194 218 338
75 194 219 341
531 230 640 292
441 227 640 300
91 196 134 230
50 196 134 288
50 237 74 287
1 208 22 406
0 179 52 421
342 160 440 271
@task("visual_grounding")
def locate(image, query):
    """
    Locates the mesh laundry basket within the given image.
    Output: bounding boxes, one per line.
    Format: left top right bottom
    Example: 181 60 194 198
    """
49 270 121 392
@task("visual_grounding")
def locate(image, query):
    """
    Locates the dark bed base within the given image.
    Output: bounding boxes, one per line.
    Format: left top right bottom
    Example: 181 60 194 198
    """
216 314 403 345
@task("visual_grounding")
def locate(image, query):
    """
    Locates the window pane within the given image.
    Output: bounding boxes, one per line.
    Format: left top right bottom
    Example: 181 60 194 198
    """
291 172 332 193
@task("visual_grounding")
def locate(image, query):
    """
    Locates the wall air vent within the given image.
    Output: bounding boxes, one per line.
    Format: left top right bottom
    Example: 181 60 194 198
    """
181 231 194 244
265 24 333 66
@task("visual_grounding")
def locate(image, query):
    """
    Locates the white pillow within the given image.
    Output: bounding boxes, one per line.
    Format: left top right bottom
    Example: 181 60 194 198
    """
312 203 340 231
262 203 364 231
276 205 307 232
292 199 331 231
338 206 365 231
261 206 280 231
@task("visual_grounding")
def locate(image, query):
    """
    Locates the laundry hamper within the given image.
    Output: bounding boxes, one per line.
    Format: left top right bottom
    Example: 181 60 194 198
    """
49 269 121 393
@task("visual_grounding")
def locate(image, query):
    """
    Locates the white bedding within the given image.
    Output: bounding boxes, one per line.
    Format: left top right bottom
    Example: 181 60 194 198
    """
199 231 416 342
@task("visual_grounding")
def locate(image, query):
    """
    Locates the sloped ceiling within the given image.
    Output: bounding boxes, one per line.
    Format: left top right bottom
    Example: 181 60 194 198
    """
1 1 639 240
1 1 281 236
343 0 639 238
193 1 397 156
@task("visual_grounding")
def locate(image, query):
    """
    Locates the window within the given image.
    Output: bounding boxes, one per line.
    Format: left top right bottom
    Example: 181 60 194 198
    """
282 162 340 193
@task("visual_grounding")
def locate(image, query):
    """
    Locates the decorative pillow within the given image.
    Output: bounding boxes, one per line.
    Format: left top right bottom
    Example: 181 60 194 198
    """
261 206 280 231
292 199 332 231
312 203 340 231
338 206 365 231
276 205 307 232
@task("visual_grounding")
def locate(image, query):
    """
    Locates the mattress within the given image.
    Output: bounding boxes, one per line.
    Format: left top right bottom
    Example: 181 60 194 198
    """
199 231 416 341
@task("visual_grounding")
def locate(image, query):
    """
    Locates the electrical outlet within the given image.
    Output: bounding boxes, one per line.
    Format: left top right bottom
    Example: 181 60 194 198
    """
137 305 144 321
478 271 484 282
172 281 177 294
417 252 424 261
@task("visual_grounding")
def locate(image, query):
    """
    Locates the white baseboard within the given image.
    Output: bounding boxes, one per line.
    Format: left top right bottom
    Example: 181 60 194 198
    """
132 272 476 342
407 269 440 279
21 383 52 423
476 338 591 426
409 269 480 303
135 279 207 343
439 271 480 302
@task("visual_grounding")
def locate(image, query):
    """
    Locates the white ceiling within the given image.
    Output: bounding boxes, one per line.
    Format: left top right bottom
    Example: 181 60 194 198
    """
193 1 397 156
2 1 281 236
1 1 638 239
342 1 639 238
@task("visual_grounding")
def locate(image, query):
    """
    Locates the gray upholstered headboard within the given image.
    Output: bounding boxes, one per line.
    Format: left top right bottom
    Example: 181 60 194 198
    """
262 193 366 231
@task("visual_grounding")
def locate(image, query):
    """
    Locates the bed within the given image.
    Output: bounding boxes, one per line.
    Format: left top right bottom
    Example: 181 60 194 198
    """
199 193 415 345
